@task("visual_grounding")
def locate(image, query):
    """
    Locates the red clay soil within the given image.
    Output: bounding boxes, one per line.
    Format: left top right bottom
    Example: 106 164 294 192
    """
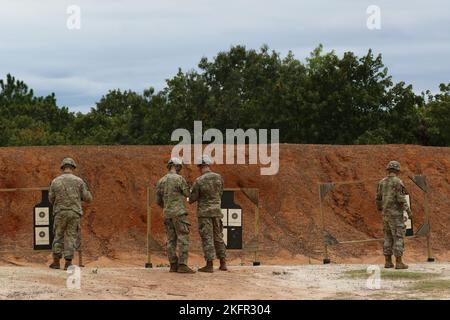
0 144 449 266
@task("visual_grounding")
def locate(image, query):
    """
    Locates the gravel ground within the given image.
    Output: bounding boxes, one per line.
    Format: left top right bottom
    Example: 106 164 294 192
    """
1 263 449 300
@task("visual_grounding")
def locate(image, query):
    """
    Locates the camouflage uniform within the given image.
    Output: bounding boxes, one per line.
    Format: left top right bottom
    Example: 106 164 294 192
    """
189 171 226 261
49 173 92 260
156 172 191 265
376 176 412 257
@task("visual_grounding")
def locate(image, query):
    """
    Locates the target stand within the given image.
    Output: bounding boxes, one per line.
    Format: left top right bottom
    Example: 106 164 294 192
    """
145 187 261 268
33 190 53 250
318 175 434 264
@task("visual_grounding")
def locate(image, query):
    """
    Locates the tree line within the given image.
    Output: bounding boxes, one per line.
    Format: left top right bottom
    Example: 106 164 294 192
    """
1 45 449 147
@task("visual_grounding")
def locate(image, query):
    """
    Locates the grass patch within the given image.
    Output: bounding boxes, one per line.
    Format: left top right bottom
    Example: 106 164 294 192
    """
411 280 450 292
330 291 392 300
327 292 358 300
342 269 438 280
366 291 394 299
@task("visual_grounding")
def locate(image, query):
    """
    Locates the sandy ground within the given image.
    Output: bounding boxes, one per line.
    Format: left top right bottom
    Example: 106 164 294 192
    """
1 263 449 300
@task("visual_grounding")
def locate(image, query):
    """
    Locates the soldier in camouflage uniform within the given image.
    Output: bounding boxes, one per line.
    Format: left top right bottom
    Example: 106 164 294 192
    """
156 158 195 273
189 155 227 273
49 158 92 270
376 161 412 269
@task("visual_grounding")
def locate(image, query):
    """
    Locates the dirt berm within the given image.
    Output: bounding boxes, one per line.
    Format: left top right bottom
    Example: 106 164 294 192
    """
1 145 449 266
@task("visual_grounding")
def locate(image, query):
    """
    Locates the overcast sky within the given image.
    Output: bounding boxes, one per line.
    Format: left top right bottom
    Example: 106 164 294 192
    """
0 0 449 112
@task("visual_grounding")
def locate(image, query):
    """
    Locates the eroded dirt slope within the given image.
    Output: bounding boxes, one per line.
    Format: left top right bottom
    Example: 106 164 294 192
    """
0 144 449 265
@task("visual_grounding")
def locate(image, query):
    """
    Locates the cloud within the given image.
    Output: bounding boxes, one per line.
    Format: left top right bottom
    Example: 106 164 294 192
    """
0 0 449 112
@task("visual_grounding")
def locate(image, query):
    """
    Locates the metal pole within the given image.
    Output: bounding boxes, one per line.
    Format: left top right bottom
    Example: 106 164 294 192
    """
78 250 83 267
145 187 153 268
253 193 261 266
319 185 330 264
424 185 434 262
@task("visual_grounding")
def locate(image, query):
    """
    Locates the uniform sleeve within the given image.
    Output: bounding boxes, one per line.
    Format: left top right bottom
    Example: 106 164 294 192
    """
189 181 200 204
80 181 93 203
396 181 412 217
179 177 190 198
375 182 383 211
156 181 164 208
49 181 56 204
219 176 224 196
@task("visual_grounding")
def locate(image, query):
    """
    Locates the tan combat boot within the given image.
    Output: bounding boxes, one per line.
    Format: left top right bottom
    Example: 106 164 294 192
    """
384 255 394 268
64 259 73 271
177 264 196 274
198 260 214 273
49 257 61 269
219 258 228 271
395 256 408 269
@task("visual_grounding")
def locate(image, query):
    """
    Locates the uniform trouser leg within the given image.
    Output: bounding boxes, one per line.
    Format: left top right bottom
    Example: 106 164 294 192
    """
392 216 406 257
212 217 226 260
383 217 393 256
383 215 405 257
64 211 81 260
173 215 190 265
52 210 80 260
164 218 179 264
164 215 191 265
52 213 68 259
198 217 215 261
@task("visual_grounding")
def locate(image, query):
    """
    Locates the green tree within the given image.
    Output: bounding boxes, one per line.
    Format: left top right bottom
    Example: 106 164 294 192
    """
421 84 450 146
1 46 447 147
0 74 75 146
